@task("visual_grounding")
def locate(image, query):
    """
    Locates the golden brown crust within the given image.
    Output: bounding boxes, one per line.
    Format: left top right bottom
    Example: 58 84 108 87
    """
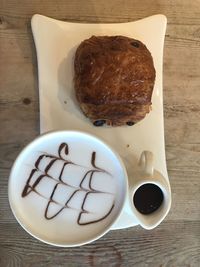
74 35 156 126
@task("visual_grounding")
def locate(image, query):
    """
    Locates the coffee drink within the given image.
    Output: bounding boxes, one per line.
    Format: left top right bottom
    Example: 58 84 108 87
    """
133 183 164 215
9 131 127 246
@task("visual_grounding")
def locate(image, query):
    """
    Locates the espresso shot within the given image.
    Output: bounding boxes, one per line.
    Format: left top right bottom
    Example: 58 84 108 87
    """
133 183 164 215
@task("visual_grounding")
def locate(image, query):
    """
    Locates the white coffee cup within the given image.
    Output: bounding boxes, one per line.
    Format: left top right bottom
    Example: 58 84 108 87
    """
129 151 171 230
8 130 128 247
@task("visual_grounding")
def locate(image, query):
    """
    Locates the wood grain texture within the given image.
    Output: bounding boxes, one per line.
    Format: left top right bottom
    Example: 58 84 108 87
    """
0 221 199 267
0 0 200 266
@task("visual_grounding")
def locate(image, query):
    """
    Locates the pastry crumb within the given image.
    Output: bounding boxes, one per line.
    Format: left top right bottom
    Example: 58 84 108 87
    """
126 144 130 148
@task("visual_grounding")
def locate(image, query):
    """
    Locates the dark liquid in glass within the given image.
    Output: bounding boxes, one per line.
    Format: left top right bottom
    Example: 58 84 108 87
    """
133 183 164 214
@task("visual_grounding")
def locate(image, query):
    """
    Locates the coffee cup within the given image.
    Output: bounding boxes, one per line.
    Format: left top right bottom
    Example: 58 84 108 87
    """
8 131 128 247
129 151 171 230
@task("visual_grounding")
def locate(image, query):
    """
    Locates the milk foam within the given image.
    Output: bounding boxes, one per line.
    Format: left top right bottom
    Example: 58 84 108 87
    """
9 132 127 246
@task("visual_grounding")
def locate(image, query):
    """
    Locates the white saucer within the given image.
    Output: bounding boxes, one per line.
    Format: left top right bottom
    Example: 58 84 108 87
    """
31 14 170 230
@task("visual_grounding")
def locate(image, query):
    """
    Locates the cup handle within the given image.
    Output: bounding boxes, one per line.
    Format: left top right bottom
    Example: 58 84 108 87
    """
139 151 154 176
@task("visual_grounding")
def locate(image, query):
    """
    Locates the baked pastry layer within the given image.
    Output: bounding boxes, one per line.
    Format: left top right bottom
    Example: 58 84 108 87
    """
74 35 156 126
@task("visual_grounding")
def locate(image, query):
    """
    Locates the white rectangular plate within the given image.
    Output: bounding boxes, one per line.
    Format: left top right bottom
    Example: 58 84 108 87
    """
31 14 170 230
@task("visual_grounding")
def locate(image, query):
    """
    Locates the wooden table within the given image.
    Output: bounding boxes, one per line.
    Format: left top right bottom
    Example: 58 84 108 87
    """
1 1 200 266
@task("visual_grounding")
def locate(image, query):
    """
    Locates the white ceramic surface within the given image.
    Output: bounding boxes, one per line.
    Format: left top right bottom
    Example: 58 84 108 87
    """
129 151 171 230
31 14 170 230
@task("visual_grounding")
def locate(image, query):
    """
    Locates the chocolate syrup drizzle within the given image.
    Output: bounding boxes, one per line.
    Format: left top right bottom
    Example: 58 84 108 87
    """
22 143 115 225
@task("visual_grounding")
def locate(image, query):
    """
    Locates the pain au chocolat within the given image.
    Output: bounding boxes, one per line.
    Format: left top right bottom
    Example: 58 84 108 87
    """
74 35 156 126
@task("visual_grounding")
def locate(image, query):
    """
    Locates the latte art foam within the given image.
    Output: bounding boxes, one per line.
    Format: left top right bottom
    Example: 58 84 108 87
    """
9 131 127 246
21 143 115 225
